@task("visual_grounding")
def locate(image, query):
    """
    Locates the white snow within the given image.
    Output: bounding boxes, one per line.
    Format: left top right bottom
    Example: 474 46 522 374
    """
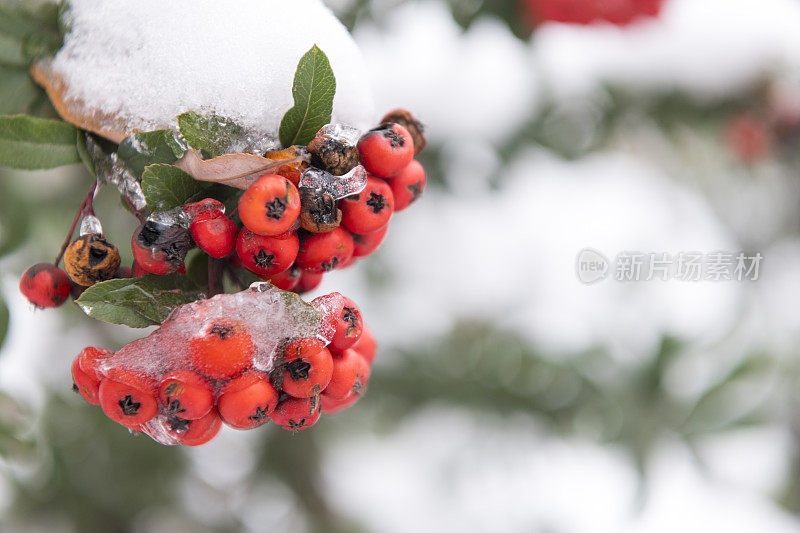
52 0 375 138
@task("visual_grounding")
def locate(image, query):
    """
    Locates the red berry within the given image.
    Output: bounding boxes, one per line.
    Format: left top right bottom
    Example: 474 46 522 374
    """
72 356 100 405
357 124 414 178
190 210 238 258
351 225 388 258
19 263 71 308
312 293 363 352
340 176 394 234
269 265 301 291
189 319 254 379
270 395 321 431
522 0 662 27
320 392 360 414
352 325 377 364
389 160 426 211
235 228 299 279
217 372 278 429
284 337 327 362
238 174 301 236
324 348 365 400
184 198 224 218
295 271 323 294
77 346 114 381
280 346 333 398
131 262 147 277
98 372 159 427
296 227 354 273
171 408 222 446
131 221 192 275
158 370 214 420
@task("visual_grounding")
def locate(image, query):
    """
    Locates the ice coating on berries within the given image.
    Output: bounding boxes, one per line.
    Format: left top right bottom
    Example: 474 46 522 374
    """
89 283 330 444
317 123 362 146
300 166 368 200
85 136 147 211
51 0 374 137
79 215 103 236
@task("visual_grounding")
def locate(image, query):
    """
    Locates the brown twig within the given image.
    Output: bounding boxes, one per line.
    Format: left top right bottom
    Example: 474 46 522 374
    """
54 179 98 266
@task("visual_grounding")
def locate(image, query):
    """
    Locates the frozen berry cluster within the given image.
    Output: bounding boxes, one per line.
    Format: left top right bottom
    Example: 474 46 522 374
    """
71 287 375 446
19 108 426 308
133 108 426 294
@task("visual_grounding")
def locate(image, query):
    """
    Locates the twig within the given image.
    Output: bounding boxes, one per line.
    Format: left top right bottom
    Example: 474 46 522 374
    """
54 179 98 266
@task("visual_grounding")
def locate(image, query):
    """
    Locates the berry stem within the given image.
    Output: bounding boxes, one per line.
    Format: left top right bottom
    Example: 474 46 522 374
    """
54 179 98 266
124 195 146 223
224 263 245 291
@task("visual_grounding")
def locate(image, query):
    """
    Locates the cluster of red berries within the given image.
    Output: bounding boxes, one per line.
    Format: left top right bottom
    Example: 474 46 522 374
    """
71 290 375 446
19 109 426 309
130 108 427 294
521 0 663 27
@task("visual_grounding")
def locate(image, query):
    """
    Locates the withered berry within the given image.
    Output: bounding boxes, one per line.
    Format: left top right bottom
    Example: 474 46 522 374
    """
64 234 121 286
299 187 342 233
131 220 193 275
307 134 360 176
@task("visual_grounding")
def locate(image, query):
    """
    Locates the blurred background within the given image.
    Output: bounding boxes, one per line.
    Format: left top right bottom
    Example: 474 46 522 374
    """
4 0 800 531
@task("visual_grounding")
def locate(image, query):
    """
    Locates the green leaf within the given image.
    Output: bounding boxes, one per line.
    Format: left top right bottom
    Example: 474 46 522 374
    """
117 129 187 177
75 274 201 328
178 111 244 158
141 163 236 212
75 131 95 176
0 1 60 65
278 45 336 148
0 65 41 114
0 114 79 169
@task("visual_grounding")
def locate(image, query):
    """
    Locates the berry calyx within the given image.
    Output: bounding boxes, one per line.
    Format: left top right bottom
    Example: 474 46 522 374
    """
313 293 363 352
295 227 354 274
279 346 333 398
381 109 427 155
235 228 299 279
270 395 321 431
189 319 254 379
98 372 159 427
339 176 394 234
19 263 71 308
189 210 238 258
217 372 279 429
389 160 426 211
158 370 214 420
238 174 301 236
357 123 414 178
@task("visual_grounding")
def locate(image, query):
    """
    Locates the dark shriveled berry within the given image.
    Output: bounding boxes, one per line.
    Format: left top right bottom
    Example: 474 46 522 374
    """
307 135 359 176
64 234 121 286
299 188 342 233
